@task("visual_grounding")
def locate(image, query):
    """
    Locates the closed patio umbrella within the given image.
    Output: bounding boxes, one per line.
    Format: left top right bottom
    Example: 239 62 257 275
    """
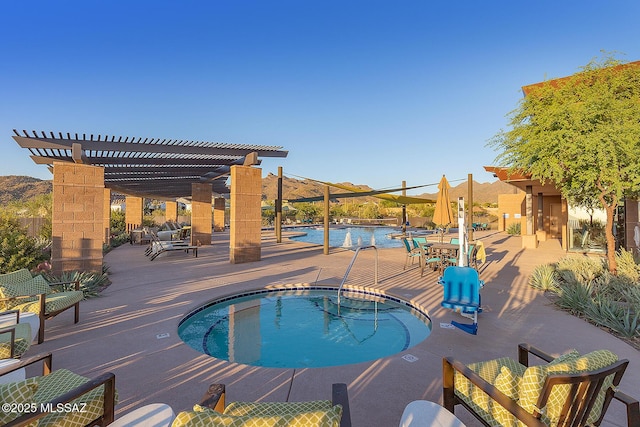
433 175 454 242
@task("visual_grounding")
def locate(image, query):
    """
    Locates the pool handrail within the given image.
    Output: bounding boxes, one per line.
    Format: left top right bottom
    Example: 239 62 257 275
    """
337 245 378 305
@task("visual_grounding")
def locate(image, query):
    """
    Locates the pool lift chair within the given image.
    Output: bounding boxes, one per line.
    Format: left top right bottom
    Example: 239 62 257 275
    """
438 266 484 335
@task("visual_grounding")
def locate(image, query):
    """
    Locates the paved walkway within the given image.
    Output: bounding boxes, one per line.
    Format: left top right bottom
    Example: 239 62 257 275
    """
31 229 638 426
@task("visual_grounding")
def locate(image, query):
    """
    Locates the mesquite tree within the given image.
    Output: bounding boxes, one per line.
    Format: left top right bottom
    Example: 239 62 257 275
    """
490 55 640 273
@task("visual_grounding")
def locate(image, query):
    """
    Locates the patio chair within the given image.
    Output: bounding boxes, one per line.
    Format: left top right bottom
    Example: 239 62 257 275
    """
172 382 351 427
0 310 32 359
443 342 640 427
0 268 83 344
0 351 116 426
145 231 199 261
438 266 484 335
402 237 422 270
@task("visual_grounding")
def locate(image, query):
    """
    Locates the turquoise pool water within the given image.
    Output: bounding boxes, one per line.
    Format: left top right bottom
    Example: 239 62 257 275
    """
289 226 403 248
178 287 432 368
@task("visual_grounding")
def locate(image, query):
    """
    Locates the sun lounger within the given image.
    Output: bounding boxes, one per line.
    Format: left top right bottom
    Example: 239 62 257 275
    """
145 232 198 261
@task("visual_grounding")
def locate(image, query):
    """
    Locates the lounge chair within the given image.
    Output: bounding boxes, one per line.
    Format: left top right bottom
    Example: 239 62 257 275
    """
0 269 83 344
0 352 116 426
443 342 640 427
438 266 483 335
0 310 32 359
402 238 422 270
110 383 351 427
145 231 199 261
172 383 351 427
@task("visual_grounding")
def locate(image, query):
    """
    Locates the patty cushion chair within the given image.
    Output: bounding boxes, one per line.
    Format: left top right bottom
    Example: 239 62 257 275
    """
172 383 351 427
0 269 84 344
0 352 116 427
443 343 639 427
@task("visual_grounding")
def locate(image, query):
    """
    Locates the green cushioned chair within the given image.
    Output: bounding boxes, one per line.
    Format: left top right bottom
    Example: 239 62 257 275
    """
443 343 640 426
172 383 351 427
0 269 84 344
0 352 116 427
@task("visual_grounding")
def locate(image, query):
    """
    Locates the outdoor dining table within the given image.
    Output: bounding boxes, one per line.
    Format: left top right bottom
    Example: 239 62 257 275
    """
427 242 460 271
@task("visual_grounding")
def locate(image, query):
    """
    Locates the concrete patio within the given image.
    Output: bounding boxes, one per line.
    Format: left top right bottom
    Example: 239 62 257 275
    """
27 229 639 426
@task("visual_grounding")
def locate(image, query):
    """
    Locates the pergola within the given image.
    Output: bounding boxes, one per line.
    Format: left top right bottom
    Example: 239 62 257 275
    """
12 130 288 273
12 129 288 199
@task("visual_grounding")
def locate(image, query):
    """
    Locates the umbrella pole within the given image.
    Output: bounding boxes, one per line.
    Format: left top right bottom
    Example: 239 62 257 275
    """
458 197 466 266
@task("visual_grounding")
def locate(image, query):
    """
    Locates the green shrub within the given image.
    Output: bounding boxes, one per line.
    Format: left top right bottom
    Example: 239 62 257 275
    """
555 256 605 285
614 248 640 283
529 264 559 291
555 281 594 315
506 223 521 235
0 212 49 273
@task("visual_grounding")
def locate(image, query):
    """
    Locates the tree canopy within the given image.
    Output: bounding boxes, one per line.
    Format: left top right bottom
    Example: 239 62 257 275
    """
489 54 640 272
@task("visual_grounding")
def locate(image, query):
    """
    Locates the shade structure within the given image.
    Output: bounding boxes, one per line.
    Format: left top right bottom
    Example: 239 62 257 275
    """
433 175 454 227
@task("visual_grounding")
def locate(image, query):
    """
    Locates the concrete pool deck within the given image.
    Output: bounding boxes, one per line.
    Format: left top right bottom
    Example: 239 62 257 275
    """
29 229 639 426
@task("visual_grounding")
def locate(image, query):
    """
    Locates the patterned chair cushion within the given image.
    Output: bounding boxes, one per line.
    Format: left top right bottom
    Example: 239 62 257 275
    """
33 369 118 427
222 401 334 416
174 402 343 427
0 276 51 310
454 350 581 427
0 322 32 358
0 377 39 425
518 349 617 425
16 291 84 316
0 269 35 285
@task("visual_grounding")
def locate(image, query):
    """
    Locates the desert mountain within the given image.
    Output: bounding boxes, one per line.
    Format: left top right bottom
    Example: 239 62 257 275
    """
262 173 519 204
0 174 519 205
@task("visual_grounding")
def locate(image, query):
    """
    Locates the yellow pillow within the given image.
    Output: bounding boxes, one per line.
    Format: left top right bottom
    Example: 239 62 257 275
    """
173 405 343 427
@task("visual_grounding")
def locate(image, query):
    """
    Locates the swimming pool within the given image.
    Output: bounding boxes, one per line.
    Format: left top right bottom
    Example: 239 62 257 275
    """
289 226 404 248
178 286 432 368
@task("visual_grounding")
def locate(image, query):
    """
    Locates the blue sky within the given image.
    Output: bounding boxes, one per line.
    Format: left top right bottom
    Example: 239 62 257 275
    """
2 1 639 195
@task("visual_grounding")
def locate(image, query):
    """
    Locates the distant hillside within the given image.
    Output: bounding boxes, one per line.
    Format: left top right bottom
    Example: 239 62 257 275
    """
0 174 520 205
0 176 52 204
262 174 521 205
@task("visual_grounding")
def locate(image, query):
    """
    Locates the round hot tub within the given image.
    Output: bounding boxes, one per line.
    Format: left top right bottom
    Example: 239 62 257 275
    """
178 285 432 368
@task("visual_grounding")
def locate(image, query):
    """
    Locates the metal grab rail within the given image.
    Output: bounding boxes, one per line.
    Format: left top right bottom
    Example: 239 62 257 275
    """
337 245 378 305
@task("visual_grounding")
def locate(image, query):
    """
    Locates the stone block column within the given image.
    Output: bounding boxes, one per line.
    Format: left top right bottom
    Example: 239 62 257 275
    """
103 188 111 244
51 161 104 274
625 199 639 257
125 196 143 232
230 165 262 263
165 201 178 222
191 183 212 246
213 197 226 232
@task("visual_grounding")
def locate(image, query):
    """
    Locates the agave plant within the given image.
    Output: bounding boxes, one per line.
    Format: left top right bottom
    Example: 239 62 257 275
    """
529 264 559 292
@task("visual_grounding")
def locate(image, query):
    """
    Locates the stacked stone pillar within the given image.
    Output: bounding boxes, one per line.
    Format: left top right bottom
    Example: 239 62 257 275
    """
213 197 226 232
125 196 143 232
51 162 104 274
103 188 111 245
165 201 178 223
230 165 261 263
191 183 213 246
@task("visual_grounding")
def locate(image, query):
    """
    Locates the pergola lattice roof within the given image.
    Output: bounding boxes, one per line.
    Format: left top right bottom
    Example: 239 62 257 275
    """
12 130 288 199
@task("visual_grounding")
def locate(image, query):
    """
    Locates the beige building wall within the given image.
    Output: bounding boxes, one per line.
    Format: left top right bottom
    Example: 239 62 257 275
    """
230 165 262 263
213 197 226 232
191 183 212 246
497 193 525 232
51 162 104 274
625 199 640 258
125 196 143 232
